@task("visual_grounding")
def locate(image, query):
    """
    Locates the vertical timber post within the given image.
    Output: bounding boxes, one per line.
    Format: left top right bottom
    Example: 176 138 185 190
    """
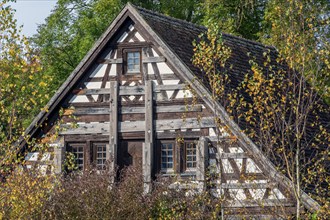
196 137 208 190
109 81 118 183
53 137 65 174
144 80 153 193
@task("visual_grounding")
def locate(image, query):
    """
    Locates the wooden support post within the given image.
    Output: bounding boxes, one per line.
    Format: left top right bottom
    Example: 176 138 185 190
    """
53 137 65 174
143 80 153 193
109 81 118 182
196 137 208 189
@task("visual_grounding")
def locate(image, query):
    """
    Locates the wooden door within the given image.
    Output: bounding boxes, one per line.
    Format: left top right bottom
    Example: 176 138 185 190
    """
118 141 143 173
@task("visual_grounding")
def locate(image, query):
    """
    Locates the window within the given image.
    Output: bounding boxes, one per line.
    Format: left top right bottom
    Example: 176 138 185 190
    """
185 142 197 171
67 142 108 170
158 140 197 175
67 143 85 170
93 143 107 170
161 142 174 172
126 51 140 73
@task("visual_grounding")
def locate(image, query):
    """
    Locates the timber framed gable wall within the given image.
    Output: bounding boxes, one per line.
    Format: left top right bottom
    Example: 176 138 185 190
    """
22 3 321 218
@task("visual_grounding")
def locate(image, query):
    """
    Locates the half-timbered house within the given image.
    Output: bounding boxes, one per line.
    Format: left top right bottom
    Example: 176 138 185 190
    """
21 3 327 218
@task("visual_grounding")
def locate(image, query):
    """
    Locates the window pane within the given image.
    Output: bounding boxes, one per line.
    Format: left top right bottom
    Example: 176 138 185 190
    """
95 143 107 170
127 52 140 73
68 145 84 170
185 142 197 169
160 143 174 171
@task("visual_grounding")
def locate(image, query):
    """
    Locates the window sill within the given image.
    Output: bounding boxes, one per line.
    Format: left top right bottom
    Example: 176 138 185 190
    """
159 172 196 179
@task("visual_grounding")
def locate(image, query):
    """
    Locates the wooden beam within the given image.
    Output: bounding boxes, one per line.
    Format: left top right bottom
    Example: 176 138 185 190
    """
154 84 185 91
119 85 145 96
196 137 208 184
74 107 110 115
142 56 166 63
223 199 294 208
72 84 189 98
109 81 118 182
63 134 109 142
74 88 110 95
60 117 216 134
143 80 153 193
219 152 248 159
53 137 64 174
98 58 123 64
221 182 277 189
223 172 266 180
155 130 203 139
72 105 202 115
146 48 167 99
224 206 296 216
147 73 178 80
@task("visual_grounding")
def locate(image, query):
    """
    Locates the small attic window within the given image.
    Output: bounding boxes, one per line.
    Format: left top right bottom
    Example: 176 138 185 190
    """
126 51 140 73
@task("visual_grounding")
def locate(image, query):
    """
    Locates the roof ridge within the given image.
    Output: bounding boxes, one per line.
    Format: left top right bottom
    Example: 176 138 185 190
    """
132 4 206 31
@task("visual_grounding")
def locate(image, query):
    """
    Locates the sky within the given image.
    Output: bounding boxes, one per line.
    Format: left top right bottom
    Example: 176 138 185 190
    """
10 0 58 37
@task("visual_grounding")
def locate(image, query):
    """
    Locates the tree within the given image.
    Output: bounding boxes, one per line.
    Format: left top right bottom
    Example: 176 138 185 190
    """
0 1 55 218
198 0 266 40
0 0 51 178
193 11 330 220
262 0 330 102
260 0 330 218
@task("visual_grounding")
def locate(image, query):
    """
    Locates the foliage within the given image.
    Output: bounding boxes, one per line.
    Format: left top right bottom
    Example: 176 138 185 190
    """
0 0 51 176
192 15 330 220
262 0 330 103
0 167 56 219
39 166 224 220
198 0 266 40
0 3 56 219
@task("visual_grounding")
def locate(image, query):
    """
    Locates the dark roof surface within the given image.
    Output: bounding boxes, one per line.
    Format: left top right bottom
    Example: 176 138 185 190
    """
137 6 277 89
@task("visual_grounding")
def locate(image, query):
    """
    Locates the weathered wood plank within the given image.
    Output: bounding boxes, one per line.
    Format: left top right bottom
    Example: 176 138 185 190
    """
154 84 185 91
146 48 167 100
73 84 191 96
221 182 277 189
142 47 148 82
206 136 235 142
223 199 294 208
148 74 178 80
64 134 109 142
99 58 123 64
62 115 109 123
155 130 202 139
122 105 202 114
72 105 202 115
75 88 110 95
144 80 153 193
60 117 216 134
98 49 115 102
142 56 166 63
223 173 266 180
109 81 118 181
156 105 202 113
119 85 145 96
196 137 208 183
155 117 215 131
219 152 248 159
74 108 110 115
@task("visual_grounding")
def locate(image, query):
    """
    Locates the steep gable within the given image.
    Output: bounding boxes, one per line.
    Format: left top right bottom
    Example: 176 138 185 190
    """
22 3 323 217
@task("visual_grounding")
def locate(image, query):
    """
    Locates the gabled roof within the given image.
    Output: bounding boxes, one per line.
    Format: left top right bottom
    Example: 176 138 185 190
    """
22 2 323 212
